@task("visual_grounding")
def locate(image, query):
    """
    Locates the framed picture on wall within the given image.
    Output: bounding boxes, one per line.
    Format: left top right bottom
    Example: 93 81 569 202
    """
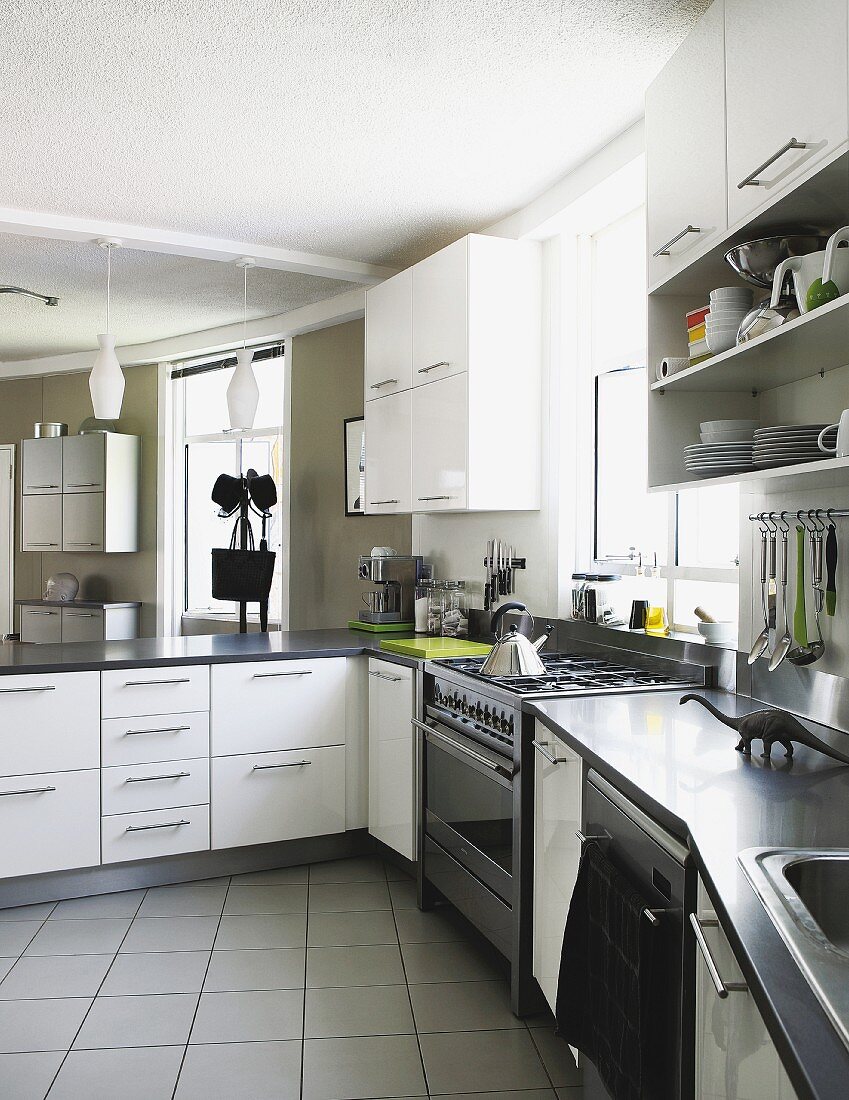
344 416 366 516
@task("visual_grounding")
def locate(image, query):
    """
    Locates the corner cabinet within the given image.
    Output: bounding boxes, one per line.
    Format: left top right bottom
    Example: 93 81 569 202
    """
21 433 141 553
367 659 416 861
365 234 542 514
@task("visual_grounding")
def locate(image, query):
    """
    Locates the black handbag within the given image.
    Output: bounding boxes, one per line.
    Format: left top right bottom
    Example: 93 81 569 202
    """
211 518 276 603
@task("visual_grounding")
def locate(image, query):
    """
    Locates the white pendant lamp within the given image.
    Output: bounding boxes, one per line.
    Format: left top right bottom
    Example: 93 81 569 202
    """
89 238 125 420
227 258 259 430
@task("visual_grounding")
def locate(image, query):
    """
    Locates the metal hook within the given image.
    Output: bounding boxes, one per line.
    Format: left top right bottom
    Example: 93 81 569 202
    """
777 511 791 533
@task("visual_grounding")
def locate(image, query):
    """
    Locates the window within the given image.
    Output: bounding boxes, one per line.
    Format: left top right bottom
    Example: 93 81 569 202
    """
170 347 286 629
570 202 739 633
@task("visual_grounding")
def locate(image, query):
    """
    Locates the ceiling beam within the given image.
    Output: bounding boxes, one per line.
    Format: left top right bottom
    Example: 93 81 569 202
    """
0 207 397 284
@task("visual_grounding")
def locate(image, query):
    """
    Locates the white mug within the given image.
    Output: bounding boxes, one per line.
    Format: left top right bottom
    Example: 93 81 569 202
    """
818 410 849 458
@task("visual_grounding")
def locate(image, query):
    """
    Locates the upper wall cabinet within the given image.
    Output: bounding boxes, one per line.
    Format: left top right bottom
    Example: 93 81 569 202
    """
725 0 848 227
646 0 727 288
365 269 413 399
412 238 468 386
21 437 63 496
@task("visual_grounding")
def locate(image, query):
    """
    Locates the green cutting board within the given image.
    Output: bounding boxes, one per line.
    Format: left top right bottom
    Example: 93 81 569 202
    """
378 637 493 659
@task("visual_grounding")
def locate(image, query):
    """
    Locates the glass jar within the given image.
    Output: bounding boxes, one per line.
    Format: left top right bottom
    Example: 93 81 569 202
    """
571 574 588 620
440 581 468 638
415 579 437 634
584 574 624 626
426 583 447 636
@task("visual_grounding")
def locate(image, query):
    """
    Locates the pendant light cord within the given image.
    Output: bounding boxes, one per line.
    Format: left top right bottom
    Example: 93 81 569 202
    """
243 264 247 350
106 245 112 333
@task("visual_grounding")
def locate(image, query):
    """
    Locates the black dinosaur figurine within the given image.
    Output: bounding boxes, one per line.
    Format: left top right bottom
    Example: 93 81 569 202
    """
680 694 849 765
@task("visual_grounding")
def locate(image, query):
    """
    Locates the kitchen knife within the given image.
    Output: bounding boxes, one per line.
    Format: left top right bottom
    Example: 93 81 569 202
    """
484 540 492 612
506 544 513 594
490 539 500 607
499 540 506 595
826 522 838 616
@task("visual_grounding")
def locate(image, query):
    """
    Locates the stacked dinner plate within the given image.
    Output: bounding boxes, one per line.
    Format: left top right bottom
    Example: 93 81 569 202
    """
684 439 756 477
753 425 838 468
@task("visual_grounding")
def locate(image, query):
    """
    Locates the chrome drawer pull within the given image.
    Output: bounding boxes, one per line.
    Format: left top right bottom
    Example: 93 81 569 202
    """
28 484 59 489
252 761 311 770
738 138 808 188
690 914 748 997
123 678 192 687
27 543 59 547
369 670 404 682
65 613 97 618
252 670 313 678
125 771 191 783
418 495 451 501
66 482 100 487
532 739 565 765
369 378 398 389
124 725 191 737
65 542 101 547
369 499 400 505
126 819 190 832
0 786 56 797
0 685 55 694
417 361 449 374
652 224 701 257
414 719 508 776
26 610 58 616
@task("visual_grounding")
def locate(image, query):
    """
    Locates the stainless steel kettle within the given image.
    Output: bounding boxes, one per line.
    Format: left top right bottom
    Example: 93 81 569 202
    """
480 602 553 677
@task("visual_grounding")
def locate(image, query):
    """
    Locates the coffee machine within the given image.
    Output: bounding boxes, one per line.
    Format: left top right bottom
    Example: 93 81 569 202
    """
356 554 423 630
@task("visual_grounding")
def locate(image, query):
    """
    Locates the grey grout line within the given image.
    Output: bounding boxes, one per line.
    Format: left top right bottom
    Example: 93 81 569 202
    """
44 885 154 1098
170 875 233 1099
300 863 314 1099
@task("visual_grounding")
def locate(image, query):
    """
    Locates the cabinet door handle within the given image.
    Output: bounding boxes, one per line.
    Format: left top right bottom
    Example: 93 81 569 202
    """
368 499 400 506
737 138 808 188
652 224 701 258
27 484 59 489
126 819 190 832
65 542 101 547
64 613 97 618
124 725 191 737
0 685 55 694
532 739 566 765
369 670 404 682
252 670 313 679
25 610 59 616
369 378 398 389
252 760 312 770
418 495 451 501
123 678 192 687
0 785 56 797
125 771 191 783
27 543 59 548
417 361 449 374
66 482 100 488
690 913 748 997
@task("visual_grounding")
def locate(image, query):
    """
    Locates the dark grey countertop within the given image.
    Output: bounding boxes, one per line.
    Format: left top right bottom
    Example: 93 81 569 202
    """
0 629 420 674
15 600 142 609
528 689 849 1100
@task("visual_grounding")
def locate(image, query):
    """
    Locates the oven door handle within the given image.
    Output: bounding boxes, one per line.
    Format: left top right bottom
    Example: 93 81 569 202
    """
412 718 513 780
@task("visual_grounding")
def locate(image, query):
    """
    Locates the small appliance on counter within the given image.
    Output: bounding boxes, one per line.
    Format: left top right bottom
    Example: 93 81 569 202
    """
350 552 424 633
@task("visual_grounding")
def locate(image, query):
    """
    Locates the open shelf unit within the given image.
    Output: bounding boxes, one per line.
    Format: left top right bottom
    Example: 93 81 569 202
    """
651 455 849 494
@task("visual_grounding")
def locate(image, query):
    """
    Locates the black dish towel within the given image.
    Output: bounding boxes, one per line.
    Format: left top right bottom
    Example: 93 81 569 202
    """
555 840 662 1100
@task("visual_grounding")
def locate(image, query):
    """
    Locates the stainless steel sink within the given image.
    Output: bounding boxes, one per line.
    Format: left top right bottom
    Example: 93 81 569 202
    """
739 848 849 1051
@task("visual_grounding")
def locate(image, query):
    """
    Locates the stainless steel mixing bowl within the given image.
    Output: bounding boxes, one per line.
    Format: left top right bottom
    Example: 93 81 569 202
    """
725 234 832 288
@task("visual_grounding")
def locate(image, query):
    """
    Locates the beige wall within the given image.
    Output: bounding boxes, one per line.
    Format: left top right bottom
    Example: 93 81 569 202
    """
0 366 159 636
288 320 412 629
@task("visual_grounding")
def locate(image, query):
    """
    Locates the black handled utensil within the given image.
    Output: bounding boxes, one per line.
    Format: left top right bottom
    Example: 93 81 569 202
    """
826 521 838 616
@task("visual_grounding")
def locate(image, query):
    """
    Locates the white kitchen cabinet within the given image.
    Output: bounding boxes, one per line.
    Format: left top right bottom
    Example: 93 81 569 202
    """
21 494 62 552
412 374 467 512
694 879 798 1098
62 433 106 493
367 659 415 861
211 745 346 849
102 664 210 719
532 723 583 1014
101 756 210 817
0 769 100 878
725 0 848 227
62 491 104 551
19 605 62 644
646 0 727 287
101 710 210 769
101 804 210 864
0 672 99 776
21 437 62 496
212 658 346 756
365 269 413 399
412 237 468 385
364 389 413 514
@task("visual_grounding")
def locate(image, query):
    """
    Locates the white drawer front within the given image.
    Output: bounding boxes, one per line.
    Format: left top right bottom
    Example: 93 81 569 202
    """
211 745 345 850
211 659 346 756
0 769 100 878
102 711 210 768
19 607 62 644
0 673 99 775
101 804 210 865
102 665 210 719
102 757 210 817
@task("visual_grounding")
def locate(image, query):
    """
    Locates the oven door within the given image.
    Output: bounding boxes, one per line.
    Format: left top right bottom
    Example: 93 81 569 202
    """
416 716 514 904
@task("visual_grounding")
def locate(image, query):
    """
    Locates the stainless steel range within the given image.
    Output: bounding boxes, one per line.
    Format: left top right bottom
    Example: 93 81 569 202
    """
416 647 708 1015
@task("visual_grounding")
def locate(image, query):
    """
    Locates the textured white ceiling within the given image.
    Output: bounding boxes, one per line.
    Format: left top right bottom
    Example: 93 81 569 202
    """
0 234 350 361
1 0 708 272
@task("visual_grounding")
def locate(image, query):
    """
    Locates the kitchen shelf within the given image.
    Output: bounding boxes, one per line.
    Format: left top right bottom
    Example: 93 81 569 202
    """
651 455 849 494
650 293 849 394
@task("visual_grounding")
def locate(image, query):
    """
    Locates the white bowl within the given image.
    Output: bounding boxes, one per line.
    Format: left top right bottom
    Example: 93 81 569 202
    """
710 287 754 299
697 621 735 646
706 312 749 325
700 429 755 443
705 330 738 354
700 420 759 433
707 306 749 317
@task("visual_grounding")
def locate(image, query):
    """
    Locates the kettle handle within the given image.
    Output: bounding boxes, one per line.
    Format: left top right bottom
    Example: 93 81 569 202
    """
490 601 530 640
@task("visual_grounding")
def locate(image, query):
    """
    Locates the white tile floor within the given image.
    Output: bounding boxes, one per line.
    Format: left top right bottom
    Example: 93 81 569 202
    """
0 857 583 1099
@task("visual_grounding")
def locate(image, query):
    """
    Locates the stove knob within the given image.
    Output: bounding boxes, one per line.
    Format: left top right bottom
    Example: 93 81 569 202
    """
483 706 492 726
474 704 485 723
507 714 515 736
499 710 508 733
461 696 470 716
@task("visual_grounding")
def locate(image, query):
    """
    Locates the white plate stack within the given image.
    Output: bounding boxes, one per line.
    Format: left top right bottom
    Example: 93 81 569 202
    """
705 287 753 354
753 425 837 468
684 420 758 477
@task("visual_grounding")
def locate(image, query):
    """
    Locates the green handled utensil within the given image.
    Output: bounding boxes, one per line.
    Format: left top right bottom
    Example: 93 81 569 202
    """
793 524 809 648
